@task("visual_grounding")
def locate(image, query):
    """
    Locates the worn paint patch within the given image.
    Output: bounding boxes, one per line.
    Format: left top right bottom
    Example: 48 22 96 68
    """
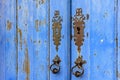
7 20 12 31
19 6 21 10
18 28 22 49
35 0 46 8
23 48 30 80
103 12 108 18
35 20 46 32
33 40 41 45
35 20 39 31
86 32 89 38
116 70 120 78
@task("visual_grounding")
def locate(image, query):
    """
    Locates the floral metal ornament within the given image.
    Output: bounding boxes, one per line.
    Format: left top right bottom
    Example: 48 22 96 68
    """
73 8 89 53
52 10 63 51
72 8 89 77
50 10 62 74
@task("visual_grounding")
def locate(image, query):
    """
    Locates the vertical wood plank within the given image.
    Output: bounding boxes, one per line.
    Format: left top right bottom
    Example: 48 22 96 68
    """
5 0 17 80
117 0 120 80
17 0 34 80
71 0 90 80
17 0 49 80
0 0 17 80
32 0 49 80
90 0 116 80
0 1 6 80
50 0 70 80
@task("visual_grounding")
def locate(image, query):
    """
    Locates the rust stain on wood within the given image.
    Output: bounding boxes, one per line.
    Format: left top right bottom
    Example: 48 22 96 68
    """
35 20 39 31
18 28 22 49
23 48 30 80
35 20 46 32
7 20 12 31
117 71 120 78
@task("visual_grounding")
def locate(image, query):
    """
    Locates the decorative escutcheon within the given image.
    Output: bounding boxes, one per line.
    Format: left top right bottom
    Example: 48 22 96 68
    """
52 10 62 51
50 10 62 74
72 8 89 77
50 55 61 74
73 8 89 53
71 56 86 77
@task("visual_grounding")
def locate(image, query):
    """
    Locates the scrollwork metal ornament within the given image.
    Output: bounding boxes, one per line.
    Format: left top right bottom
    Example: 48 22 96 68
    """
73 8 89 53
72 8 89 77
50 55 61 74
52 10 63 51
50 10 62 74
72 56 86 77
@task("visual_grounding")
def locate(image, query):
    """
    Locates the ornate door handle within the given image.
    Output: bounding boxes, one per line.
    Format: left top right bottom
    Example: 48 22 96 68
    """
50 10 62 74
71 56 86 77
50 55 61 74
71 8 89 77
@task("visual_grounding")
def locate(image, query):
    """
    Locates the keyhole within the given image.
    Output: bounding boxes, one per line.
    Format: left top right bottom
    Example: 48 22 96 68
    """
55 28 59 35
77 27 80 34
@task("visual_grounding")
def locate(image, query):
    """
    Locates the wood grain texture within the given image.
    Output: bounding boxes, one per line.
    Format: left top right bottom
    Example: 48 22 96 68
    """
117 0 120 80
50 0 70 80
0 1 6 80
71 0 90 80
90 0 117 80
0 0 119 80
0 0 17 80
17 0 49 80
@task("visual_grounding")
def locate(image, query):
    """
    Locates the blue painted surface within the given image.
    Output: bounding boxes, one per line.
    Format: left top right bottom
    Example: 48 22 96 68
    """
0 0 17 80
117 0 120 80
90 0 117 80
0 0 119 80
71 1 90 80
50 0 70 80
17 0 49 80
0 1 6 80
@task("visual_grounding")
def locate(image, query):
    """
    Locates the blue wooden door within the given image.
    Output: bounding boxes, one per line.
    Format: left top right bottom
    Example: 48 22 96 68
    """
71 0 119 80
0 0 120 80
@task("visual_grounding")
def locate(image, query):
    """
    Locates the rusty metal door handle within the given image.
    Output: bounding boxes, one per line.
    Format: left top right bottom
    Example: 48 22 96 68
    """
71 8 89 77
71 56 86 77
50 10 62 74
50 55 61 74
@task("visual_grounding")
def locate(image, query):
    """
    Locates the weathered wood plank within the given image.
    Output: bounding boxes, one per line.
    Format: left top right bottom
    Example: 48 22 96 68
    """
32 0 49 80
0 1 6 80
50 0 70 80
90 0 116 80
17 0 34 80
5 0 17 80
0 0 17 80
117 0 120 80
71 0 90 80
17 0 49 80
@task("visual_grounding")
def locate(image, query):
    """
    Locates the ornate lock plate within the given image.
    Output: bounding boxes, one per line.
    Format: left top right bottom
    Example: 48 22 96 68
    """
50 10 62 74
73 8 89 53
52 10 63 51
72 8 89 77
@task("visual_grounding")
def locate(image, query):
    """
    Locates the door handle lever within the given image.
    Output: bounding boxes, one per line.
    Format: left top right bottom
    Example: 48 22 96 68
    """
71 56 86 77
50 55 61 74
